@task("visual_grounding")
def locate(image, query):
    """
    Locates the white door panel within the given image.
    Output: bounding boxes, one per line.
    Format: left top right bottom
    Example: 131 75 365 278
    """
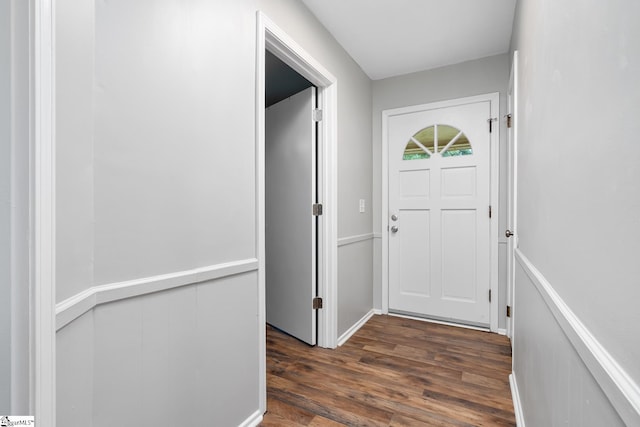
265 87 316 345
397 210 431 297
441 209 477 301
388 100 491 326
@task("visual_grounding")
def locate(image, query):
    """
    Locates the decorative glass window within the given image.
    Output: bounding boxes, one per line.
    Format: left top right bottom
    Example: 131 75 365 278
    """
403 124 472 160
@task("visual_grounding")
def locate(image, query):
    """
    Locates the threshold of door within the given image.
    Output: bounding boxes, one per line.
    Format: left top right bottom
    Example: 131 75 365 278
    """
388 311 490 333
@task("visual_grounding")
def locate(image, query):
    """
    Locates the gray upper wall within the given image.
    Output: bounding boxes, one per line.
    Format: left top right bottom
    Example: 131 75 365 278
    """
56 0 96 300
57 0 260 293
56 0 374 302
510 0 640 384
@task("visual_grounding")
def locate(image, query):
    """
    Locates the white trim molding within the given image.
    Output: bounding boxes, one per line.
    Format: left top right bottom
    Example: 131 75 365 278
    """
337 233 374 247
55 259 259 330
488 92 500 333
338 309 376 346
255 11 268 416
505 49 519 342
239 409 263 427
509 373 526 427
34 0 56 424
515 249 640 426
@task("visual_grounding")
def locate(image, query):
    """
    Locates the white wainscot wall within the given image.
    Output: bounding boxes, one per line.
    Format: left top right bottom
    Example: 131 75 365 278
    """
511 250 637 427
57 269 262 427
337 234 374 341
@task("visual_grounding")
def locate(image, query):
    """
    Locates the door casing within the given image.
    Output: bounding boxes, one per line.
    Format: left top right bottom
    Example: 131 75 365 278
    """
34 0 57 422
506 51 519 340
381 93 500 332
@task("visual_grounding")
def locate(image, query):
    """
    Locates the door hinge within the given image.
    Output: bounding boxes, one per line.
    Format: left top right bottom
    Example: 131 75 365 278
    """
488 117 497 133
489 205 492 218
506 114 513 129
313 297 323 309
312 203 323 216
489 289 492 303
313 108 323 122
506 305 511 318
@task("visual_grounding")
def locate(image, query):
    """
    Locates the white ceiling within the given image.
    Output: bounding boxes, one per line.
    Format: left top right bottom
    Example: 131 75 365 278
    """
301 0 517 80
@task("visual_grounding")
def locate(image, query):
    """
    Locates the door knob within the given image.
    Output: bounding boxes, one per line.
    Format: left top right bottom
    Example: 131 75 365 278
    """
391 226 399 233
505 229 514 238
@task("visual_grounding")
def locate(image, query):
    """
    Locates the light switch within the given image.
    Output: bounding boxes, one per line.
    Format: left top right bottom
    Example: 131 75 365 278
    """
359 199 365 213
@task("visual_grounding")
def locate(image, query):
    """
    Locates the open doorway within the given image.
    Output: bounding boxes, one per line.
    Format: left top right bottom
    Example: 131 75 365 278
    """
265 51 318 345
256 11 339 414
265 50 313 108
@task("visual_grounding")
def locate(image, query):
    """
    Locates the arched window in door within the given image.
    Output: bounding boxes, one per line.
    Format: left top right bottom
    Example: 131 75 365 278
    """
403 124 473 160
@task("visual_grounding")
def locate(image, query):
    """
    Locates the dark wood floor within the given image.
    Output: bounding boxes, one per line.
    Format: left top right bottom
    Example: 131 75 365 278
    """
261 314 515 427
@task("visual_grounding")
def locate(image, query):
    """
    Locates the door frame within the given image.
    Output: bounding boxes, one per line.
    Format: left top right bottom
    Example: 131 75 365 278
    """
34 0 57 423
381 93 500 332
506 51 519 340
256 10 339 412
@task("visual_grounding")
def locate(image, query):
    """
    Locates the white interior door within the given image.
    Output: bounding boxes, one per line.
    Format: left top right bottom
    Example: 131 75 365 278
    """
388 100 492 326
265 86 317 345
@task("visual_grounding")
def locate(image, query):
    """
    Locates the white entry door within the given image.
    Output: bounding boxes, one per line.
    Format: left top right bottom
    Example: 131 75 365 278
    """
265 86 317 345
388 99 492 326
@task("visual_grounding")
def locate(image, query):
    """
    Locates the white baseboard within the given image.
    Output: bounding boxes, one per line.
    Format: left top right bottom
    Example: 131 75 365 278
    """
510 373 525 427
337 309 376 346
239 409 263 427
515 249 640 426
497 328 507 336
55 258 259 330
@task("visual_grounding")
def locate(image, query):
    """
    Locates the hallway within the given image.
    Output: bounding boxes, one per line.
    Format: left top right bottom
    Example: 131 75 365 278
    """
6 0 637 424
262 315 515 426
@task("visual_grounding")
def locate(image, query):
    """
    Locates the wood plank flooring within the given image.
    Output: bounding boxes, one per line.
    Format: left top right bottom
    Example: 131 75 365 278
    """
261 314 515 427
